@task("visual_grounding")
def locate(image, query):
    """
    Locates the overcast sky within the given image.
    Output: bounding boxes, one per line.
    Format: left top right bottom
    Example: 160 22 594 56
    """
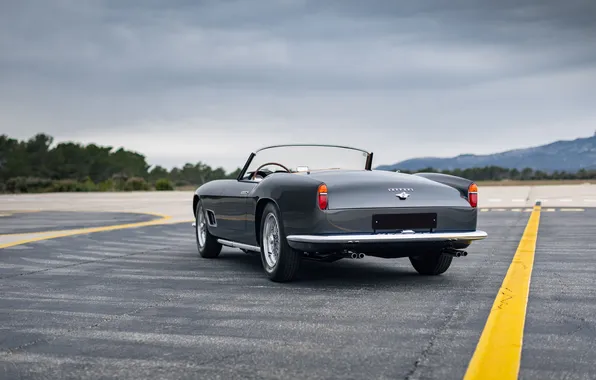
1 0 595 171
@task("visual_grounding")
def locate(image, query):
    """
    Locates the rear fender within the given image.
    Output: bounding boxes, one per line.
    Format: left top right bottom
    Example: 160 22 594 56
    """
413 172 474 200
249 173 325 241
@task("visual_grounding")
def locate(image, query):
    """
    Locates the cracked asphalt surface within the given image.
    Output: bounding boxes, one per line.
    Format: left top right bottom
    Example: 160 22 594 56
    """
0 209 594 379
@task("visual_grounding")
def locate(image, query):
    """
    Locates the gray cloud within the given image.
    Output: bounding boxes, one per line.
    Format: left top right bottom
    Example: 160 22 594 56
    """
1 0 596 170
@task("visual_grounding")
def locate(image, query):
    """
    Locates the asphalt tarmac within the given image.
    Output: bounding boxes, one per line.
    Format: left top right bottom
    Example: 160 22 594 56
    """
0 210 161 235
0 207 594 379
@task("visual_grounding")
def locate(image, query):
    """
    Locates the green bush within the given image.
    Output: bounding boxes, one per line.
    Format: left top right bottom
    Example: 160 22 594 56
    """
82 177 98 191
97 179 114 191
123 177 150 191
0 176 156 193
5 177 53 193
111 173 128 191
50 179 96 192
50 179 79 192
155 178 174 191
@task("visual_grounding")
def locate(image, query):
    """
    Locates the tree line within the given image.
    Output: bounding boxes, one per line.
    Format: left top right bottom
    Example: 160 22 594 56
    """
396 166 596 181
0 133 240 193
1 133 595 193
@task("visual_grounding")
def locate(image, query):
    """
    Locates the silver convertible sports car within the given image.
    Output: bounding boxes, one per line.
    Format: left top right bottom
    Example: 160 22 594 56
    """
192 144 487 282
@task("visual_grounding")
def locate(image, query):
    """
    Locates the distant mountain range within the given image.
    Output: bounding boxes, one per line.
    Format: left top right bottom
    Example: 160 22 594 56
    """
376 132 596 172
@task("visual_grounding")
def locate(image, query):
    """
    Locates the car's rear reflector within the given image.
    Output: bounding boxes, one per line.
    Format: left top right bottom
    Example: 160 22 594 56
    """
318 183 328 210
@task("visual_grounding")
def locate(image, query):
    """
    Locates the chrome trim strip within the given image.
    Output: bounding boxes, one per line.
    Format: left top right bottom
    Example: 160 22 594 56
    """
286 230 488 244
217 239 261 252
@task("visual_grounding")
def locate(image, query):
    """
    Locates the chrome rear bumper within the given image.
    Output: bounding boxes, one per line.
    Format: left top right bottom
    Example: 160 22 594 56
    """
286 230 487 244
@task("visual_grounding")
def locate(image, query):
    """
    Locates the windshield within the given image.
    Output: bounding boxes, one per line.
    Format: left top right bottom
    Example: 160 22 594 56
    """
241 144 370 179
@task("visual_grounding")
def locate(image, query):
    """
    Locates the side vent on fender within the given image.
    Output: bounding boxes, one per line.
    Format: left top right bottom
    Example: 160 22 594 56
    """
206 209 218 227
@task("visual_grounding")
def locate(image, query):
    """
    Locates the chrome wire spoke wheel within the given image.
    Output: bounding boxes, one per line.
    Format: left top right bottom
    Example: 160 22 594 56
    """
263 213 280 268
197 205 207 249
258 203 301 281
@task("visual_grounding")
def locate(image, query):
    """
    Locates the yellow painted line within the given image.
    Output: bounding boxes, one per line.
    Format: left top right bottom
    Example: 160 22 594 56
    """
464 203 541 380
0 212 174 249
0 210 41 217
480 209 489 212
0 210 173 238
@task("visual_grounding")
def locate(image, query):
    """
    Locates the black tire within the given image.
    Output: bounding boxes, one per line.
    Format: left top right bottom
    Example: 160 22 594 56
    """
195 200 222 258
408 251 453 275
259 202 301 282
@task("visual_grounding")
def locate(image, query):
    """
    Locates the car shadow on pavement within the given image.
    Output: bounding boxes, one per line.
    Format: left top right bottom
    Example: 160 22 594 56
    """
213 250 462 289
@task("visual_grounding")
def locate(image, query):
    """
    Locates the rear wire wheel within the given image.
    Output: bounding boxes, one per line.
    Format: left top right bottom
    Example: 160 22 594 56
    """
260 202 301 282
409 251 453 275
195 200 222 258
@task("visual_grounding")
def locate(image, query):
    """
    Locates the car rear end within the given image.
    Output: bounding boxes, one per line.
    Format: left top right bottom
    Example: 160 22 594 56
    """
284 170 485 257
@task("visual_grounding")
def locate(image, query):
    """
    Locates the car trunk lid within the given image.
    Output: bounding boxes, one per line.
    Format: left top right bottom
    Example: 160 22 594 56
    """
307 170 470 209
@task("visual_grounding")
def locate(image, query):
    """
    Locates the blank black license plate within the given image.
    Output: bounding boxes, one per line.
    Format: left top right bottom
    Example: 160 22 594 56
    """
372 213 437 230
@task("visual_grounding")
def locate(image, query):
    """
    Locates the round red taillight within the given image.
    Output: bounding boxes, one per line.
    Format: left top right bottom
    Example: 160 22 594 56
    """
318 183 328 210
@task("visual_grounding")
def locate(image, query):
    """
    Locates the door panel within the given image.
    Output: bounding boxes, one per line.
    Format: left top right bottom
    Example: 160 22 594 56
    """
213 181 257 241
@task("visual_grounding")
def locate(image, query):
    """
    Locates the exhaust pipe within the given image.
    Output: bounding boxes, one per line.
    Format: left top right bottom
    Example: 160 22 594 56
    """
442 248 467 257
348 252 365 259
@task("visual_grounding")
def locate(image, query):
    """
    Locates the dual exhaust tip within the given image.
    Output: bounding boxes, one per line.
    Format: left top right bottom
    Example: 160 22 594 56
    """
443 248 468 257
350 252 366 259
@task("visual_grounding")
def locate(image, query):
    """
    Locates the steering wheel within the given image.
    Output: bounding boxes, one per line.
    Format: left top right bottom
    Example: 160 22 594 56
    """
251 162 291 180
